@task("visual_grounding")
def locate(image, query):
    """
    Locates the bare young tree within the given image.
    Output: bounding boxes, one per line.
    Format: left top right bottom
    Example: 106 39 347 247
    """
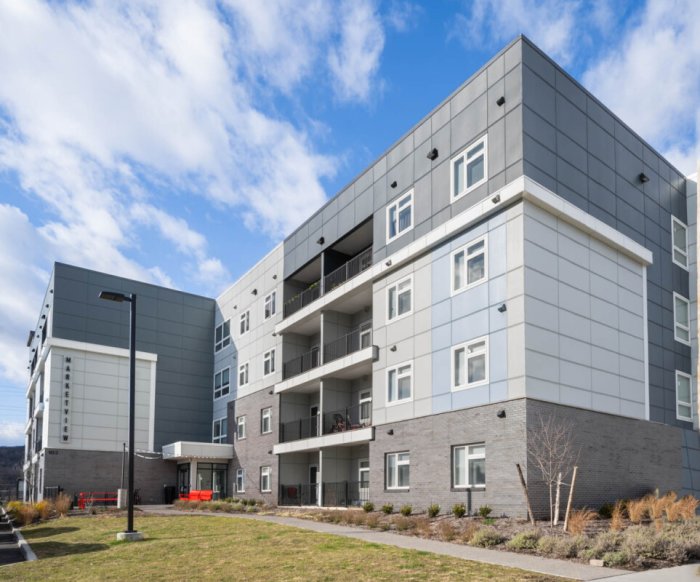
528 413 579 525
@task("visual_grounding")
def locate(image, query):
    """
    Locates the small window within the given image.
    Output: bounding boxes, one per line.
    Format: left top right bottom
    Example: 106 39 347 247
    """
452 135 488 200
264 291 277 319
386 452 410 489
239 362 249 387
240 311 250 335
214 368 230 400
672 217 689 269
452 338 488 390
674 293 691 345
387 276 412 322
359 390 372 425
453 443 485 488
236 468 245 493
386 190 414 242
263 349 276 376
260 466 272 492
676 371 692 422
452 236 487 293
236 415 246 440
215 320 231 352
261 407 272 434
387 362 412 404
212 417 227 444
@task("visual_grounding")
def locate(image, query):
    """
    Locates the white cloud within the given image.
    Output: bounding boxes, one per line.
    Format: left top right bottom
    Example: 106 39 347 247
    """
328 0 385 102
385 0 423 33
582 0 700 174
0 421 25 445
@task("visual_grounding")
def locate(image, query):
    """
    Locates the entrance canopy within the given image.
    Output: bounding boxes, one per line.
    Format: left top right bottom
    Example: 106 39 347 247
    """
162 441 234 462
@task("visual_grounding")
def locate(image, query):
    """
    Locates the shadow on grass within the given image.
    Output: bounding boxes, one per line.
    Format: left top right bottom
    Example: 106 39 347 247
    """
30 541 109 559
22 527 80 539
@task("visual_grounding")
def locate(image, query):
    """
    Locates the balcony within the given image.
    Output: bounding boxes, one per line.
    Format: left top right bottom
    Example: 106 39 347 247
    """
279 402 371 444
33 402 44 419
278 481 368 507
282 348 320 380
34 439 42 453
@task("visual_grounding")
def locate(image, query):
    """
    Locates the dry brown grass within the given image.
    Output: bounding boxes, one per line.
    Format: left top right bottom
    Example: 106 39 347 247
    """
567 508 596 535
648 495 668 531
610 500 625 532
18 503 39 526
414 516 432 537
665 500 684 523
679 496 700 521
437 520 457 541
627 497 648 524
460 520 480 543
34 500 53 521
365 513 380 529
54 493 72 517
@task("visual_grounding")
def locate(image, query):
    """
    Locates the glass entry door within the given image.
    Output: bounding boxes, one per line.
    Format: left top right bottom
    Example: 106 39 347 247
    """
358 460 369 502
309 464 319 505
177 464 190 496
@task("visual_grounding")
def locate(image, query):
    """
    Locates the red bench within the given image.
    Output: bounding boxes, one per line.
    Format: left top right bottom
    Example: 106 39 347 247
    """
179 489 213 501
77 491 118 509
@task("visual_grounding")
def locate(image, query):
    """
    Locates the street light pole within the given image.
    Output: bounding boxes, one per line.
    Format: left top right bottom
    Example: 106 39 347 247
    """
99 290 143 542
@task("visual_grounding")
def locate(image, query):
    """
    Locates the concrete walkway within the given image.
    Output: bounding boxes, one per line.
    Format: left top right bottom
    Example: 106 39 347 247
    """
595 564 700 581
140 505 627 581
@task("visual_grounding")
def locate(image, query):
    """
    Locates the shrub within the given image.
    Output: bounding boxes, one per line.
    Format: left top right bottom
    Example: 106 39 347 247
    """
610 500 625 532
394 516 415 531
665 499 684 523
35 500 52 521
18 503 39 526
400 504 413 517
365 514 380 529
381 503 394 515
538 535 588 559
659 523 700 563
362 501 374 513
483 517 495 525
583 531 622 559
54 493 72 516
567 508 596 535
598 502 614 519
602 551 629 567
452 503 466 518
347 512 366 526
245 505 258 513
470 526 504 547
438 520 456 541
627 497 648 524
414 517 432 537
506 530 541 551
478 505 492 518
427 503 440 518
230 502 244 512
678 495 700 521
379 521 390 531
621 525 668 562
6 500 23 517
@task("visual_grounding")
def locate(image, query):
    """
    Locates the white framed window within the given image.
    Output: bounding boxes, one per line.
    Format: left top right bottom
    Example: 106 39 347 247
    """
236 415 246 440
212 417 227 444
672 216 689 269
386 276 412 322
236 468 245 493
263 349 276 376
214 368 230 400
453 443 486 488
214 320 231 352
261 407 272 434
386 190 414 243
386 452 410 490
674 292 691 345
264 291 277 319
260 466 271 493
359 390 372 425
452 337 488 390
452 236 487 293
387 362 413 404
451 135 488 200
676 371 693 422
240 310 250 335
239 362 249 387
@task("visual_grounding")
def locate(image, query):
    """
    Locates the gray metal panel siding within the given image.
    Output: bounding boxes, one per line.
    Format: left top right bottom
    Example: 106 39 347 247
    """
51 263 215 449
520 38 691 429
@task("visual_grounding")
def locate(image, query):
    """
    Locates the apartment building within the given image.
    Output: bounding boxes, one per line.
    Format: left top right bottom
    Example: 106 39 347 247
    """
23 36 700 516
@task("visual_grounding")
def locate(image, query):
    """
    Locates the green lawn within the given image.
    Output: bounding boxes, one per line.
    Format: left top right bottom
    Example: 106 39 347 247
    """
5 514 565 581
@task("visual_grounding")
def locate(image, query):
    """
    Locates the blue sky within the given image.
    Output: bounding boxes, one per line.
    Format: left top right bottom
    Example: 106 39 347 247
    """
1 0 698 445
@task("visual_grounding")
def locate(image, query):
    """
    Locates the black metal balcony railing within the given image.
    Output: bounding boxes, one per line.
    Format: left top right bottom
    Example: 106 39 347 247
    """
323 481 369 507
279 414 321 443
322 402 371 435
323 324 372 364
34 439 42 453
279 483 319 506
323 247 373 294
282 348 320 380
283 282 321 318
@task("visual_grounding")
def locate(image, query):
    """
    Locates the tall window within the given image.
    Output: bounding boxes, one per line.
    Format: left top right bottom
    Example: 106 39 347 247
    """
263 349 276 376
386 190 414 242
387 276 412 322
261 407 272 434
214 368 230 400
264 291 277 319
215 320 231 352
674 293 691 345
212 417 227 444
672 217 689 269
387 362 412 404
453 443 486 488
452 237 487 293
260 466 272 492
359 390 372 425
236 468 245 493
452 135 488 200
676 371 692 422
240 311 250 335
452 338 488 390
239 362 249 387
236 415 246 440
386 452 410 489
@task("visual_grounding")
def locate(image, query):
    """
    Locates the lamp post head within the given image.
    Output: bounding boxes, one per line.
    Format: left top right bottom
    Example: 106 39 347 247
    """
99 290 133 303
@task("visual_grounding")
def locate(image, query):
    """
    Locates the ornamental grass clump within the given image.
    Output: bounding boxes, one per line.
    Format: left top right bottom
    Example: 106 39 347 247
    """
399 504 412 516
452 503 466 518
567 508 596 535
437 520 456 541
381 503 394 515
427 503 440 518
54 493 72 516
626 497 648 524
610 500 625 532
678 495 700 521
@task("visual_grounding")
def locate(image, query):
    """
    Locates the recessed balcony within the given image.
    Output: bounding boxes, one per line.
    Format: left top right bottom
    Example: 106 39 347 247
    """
279 402 371 444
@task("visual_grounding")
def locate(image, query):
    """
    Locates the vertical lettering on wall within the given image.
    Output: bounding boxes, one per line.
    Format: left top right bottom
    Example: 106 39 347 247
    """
62 355 72 442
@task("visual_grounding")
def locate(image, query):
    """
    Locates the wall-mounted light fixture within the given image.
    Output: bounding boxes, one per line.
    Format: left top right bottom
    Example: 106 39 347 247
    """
268 450 272 455
496 409 506 418
639 172 650 183
497 304 507 313
426 148 439 161
252 289 258 295
317 237 325 245
390 345 397 352
496 96 506 106
41 315 46 319
385 260 392 267
49 289 53 294
390 180 397 189
492 194 501 204
272 274 277 280
268 390 273 395
45 304 50 308
387 429 394 435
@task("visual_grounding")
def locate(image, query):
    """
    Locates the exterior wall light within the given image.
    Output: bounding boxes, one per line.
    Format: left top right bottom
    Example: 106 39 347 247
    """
497 304 507 313
639 173 649 183
387 429 394 435
385 260 392 267
317 237 325 245
390 345 397 352
390 180 397 188
252 289 258 295
426 148 439 160
496 96 506 106
496 409 506 418
492 194 501 204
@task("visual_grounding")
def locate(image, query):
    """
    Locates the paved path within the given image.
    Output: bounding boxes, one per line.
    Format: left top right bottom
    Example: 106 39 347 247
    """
595 564 700 581
140 505 627 581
